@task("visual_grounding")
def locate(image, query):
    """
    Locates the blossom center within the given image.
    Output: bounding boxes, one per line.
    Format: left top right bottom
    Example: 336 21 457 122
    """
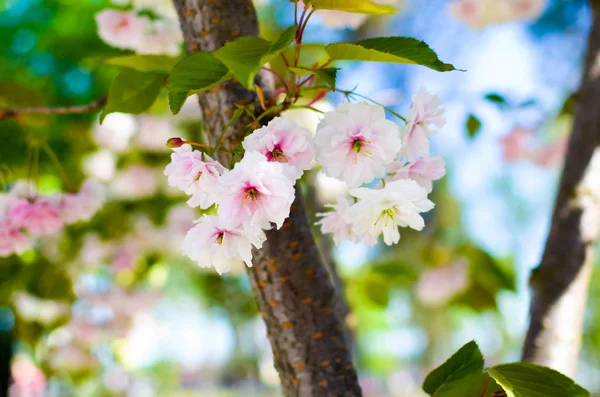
243 187 261 205
268 147 287 162
352 138 365 153
375 208 398 227
215 232 224 245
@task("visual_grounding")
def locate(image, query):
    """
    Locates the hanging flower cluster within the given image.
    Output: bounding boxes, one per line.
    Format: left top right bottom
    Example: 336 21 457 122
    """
449 0 547 29
0 180 105 257
316 90 446 248
95 8 182 56
165 90 446 274
164 116 314 274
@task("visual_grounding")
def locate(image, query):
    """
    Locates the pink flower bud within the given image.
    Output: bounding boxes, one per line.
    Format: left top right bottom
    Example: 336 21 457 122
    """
166 137 185 148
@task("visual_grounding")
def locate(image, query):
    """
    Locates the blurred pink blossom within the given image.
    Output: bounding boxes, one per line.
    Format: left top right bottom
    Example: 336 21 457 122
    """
416 261 470 307
10 356 46 397
8 198 63 236
95 10 149 51
0 221 30 257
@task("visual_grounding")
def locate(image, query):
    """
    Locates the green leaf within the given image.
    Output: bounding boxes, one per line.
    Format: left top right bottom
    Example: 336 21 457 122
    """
466 114 481 138
100 68 164 122
214 26 297 89
310 0 396 14
423 341 485 396
484 93 506 106
369 260 417 287
166 52 231 114
288 66 338 87
106 55 180 73
364 277 390 307
326 37 457 72
486 363 590 397
454 284 497 312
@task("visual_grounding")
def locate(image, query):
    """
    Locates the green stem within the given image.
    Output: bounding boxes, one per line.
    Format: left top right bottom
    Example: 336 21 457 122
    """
256 104 285 122
336 89 407 123
213 107 244 155
42 143 73 192
288 105 323 114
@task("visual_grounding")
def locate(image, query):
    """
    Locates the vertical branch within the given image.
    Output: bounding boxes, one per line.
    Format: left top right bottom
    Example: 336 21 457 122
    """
522 3 600 376
171 0 272 149
250 188 362 397
171 1 362 395
303 174 355 350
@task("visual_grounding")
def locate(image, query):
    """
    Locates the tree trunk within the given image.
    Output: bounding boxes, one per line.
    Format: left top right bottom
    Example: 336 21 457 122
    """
172 1 362 395
522 2 600 376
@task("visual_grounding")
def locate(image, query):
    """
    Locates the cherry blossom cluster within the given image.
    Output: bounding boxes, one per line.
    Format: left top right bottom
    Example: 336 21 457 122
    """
450 0 547 29
165 117 314 274
165 90 446 274
0 179 105 257
96 8 182 56
316 90 446 247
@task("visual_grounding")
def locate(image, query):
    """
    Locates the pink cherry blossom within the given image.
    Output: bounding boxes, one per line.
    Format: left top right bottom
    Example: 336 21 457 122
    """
217 151 296 229
508 0 547 19
182 215 265 274
315 196 359 247
401 89 445 159
415 261 469 307
304 0 394 30
110 165 159 200
136 115 175 151
242 117 315 179
499 127 536 162
164 145 225 209
530 138 567 168
387 156 446 193
59 179 105 224
95 10 149 51
8 198 63 236
449 0 546 29
315 102 402 188
0 221 30 257
137 21 182 56
10 356 46 396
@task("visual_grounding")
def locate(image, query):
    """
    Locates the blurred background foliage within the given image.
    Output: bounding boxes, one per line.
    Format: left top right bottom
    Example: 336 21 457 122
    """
0 0 599 396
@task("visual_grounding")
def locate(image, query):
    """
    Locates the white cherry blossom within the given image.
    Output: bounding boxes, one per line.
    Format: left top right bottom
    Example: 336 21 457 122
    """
346 180 434 246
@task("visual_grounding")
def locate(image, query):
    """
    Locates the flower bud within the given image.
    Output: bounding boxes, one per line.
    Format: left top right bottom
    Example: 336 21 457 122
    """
166 137 185 148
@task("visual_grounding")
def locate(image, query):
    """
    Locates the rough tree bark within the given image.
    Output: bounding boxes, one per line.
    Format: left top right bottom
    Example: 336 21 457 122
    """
172 1 362 396
522 1 600 377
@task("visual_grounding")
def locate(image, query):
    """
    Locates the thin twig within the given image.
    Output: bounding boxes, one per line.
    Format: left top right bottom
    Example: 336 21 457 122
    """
42 142 73 191
294 0 298 26
262 67 290 92
288 105 324 114
337 89 407 123
0 96 107 120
